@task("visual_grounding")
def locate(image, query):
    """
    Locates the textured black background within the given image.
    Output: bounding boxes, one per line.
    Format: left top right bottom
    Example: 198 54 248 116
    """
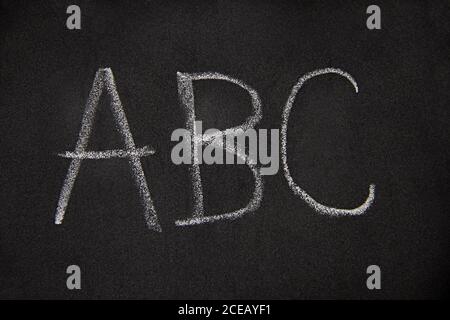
0 0 449 299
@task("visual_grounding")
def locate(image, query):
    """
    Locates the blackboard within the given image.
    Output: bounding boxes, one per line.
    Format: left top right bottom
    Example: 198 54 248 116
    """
0 0 449 299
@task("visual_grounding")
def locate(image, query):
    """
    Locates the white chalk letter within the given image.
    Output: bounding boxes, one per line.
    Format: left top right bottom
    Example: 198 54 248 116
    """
175 72 263 226
281 68 375 216
55 68 161 232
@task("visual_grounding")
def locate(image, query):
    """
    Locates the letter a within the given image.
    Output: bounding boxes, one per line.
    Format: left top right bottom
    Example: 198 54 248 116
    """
54 68 161 232
66 5 81 30
366 265 381 289
66 265 81 290
366 5 381 30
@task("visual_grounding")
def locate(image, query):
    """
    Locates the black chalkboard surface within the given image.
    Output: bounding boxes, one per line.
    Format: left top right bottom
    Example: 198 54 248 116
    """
0 0 449 299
